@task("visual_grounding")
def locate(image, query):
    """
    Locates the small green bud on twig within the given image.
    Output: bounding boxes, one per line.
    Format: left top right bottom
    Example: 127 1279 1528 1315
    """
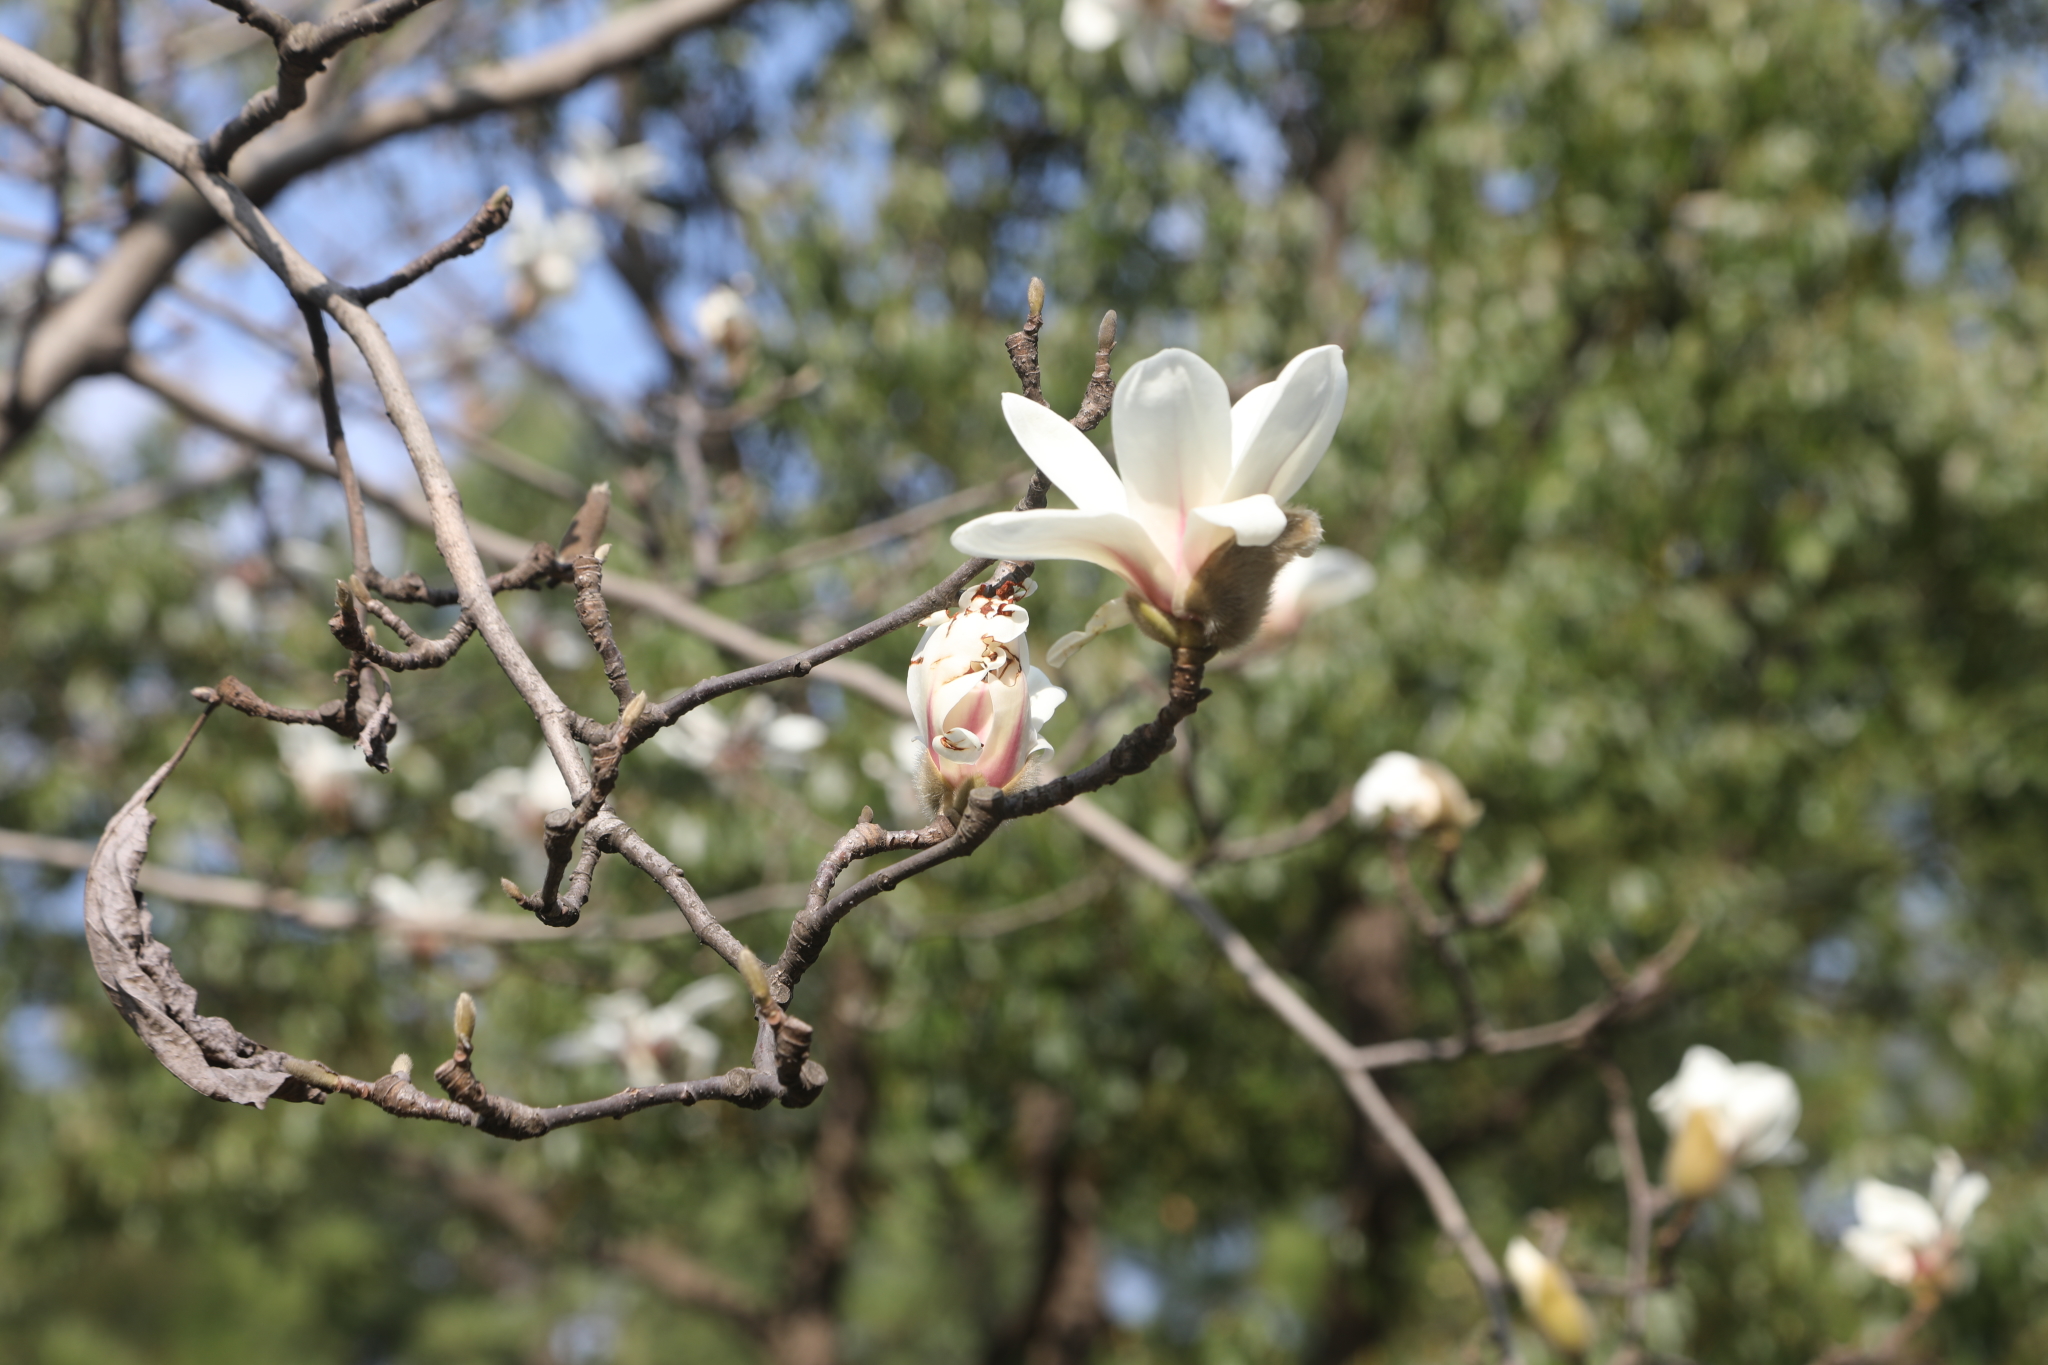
736 948 772 1009
619 690 648 731
453 992 476 1051
1026 276 1044 318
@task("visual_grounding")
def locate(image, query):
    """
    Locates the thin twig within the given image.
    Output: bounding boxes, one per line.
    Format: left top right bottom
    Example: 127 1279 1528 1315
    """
1202 786 1354 865
200 0 442 172
1600 1061 1657 1347
1389 839 1491 1044
1053 798 1525 1364
352 186 512 304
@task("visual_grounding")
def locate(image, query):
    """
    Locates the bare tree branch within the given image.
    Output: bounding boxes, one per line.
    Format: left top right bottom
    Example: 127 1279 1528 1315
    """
0 0 750 456
351 185 513 304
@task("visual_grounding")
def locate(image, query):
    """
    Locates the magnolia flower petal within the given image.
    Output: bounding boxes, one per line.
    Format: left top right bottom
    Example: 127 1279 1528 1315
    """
1027 668 1068 729
1942 1168 1990 1233
1270 548 1375 618
1047 597 1133 666
1842 1226 1920 1286
952 510 1177 612
935 673 998 745
906 620 944 745
1648 1045 1737 1131
1061 0 1123 51
1853 1180 1944 1245
1224 345 1348 503
1001 393 1128 515
937 727 985 758
1720 1062 1802 1165
1353 752 1441 827
1112 348 1234 522
1188 493 1288 548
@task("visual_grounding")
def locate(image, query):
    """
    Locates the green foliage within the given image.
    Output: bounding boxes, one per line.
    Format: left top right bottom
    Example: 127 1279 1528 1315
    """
5 0 2048 1359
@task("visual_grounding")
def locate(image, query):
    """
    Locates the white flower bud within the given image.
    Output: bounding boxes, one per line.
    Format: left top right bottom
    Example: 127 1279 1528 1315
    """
1647 1046 1801 1199
907 586 1066 810
1504 1236 1593 1356
1351 752 1483 838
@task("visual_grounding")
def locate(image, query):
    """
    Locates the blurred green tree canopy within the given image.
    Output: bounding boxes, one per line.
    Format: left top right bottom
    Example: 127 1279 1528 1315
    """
3 0 2048 1360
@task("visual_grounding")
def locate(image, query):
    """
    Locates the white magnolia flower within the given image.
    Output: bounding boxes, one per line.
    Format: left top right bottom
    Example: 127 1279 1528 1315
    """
452 747 575 852
552 123 672 232
1061 0 1300 90
649 695 829 773
43 249 93 297
549 978 738 1088
1351 752 1482 838
368 859 485 927
1648 1045 1802 1200
1256 547 1375 642
952 346 1346 656
502 204 600 301
694 282 757 356
908 585 1066 811
1504 1237 1594 1357
1842 1148 1989 1292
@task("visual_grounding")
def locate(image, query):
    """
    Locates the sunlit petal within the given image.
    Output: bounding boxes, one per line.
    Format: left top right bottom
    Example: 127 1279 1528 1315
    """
1001 393 1128 514
1112 347 1233 523
1224 345 1348 503
952 509 1177 612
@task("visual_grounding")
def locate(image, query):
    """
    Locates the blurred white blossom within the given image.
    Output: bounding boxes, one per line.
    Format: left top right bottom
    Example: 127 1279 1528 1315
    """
693 280 757 360
549 978 738 1088
279 726 380 824
1060 0 1299 92
1255 546 1375 643
43 249 92 297
1842 1148 1988 1292
649 695 829 773
1648 1045 1801 1199
1504 1236 1593 1357
502 204 600 305
368 859 485 927
1351 752 1482 838
552 123 672 231
453 747 575 853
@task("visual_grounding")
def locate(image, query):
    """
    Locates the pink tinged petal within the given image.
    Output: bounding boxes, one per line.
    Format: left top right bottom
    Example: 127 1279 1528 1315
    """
1112 348 1234 525
1224 345 1349 503
952 510 1179 615
1000 394 1127 514
1842 1227 1920 1286
970 680 1034 787
937 677 996 742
